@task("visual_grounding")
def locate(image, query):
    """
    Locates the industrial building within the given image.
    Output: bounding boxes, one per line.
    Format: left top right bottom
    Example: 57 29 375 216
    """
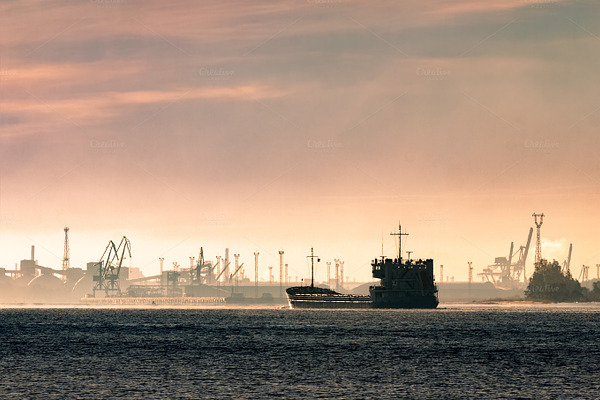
0 228 326 305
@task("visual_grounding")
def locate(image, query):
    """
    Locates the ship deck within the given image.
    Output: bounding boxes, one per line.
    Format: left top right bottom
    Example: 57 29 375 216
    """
287 293 373 309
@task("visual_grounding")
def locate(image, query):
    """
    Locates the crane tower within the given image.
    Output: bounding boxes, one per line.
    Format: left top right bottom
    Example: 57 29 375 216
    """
532 213 544 266
62 227 70 271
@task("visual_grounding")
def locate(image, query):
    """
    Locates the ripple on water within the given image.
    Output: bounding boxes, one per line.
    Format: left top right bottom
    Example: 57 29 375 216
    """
0 304 599 399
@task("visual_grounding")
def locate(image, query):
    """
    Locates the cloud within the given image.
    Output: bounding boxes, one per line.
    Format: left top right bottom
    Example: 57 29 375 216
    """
541 238 570 262
112 85 286 104
429 0 568 17
1 83 290 140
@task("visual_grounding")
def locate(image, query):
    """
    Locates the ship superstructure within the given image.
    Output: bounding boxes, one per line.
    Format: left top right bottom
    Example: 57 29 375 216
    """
369 257 438 308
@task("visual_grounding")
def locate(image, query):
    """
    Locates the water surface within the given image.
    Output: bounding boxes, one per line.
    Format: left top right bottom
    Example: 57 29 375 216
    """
1 303 598 399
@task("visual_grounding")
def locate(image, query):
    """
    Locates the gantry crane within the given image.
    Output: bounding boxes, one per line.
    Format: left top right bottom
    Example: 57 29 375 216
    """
579 265 590 283
478 227 533 289
93 236 131 297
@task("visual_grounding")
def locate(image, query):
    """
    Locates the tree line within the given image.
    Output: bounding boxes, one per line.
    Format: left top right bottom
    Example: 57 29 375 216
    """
525 259 600 302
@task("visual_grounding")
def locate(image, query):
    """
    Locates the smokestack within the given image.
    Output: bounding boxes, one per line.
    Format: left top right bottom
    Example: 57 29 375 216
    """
468 262 473 295
285 263 289 285
234 254 240 287
334 259 340 290
254 252 259 298
31 245 35 262
225 248 230 284
159 257 164 274
327 262 331 288
468 262 473 284
440 265 444 283
340 261 344 289
279 251 284 298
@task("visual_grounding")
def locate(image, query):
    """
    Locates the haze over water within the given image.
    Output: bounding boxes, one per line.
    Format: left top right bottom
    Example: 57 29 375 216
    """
1 303 599 399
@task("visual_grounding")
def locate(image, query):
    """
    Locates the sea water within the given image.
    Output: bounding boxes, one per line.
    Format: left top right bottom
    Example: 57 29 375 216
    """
0 303 599 399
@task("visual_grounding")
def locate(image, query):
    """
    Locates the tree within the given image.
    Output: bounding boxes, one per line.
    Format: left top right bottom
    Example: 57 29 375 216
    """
583 281 600 302
525 259 583 302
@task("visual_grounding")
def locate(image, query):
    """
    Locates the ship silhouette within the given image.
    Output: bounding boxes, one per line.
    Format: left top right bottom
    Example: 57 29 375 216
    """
286 225 439 309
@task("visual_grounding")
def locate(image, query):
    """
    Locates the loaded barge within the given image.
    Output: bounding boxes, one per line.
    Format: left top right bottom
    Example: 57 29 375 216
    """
286 225 439 309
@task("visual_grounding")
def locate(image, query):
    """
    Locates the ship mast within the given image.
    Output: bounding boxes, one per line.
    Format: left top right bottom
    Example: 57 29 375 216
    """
390 224 409 263
307 247 319 288
381 233 385 263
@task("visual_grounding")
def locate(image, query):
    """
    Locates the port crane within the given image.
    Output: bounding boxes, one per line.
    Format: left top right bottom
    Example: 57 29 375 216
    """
93 236 131 297
562 244 573 274
229 262 245 282
579 265 590 283
478 227 533 289
190 247 218 285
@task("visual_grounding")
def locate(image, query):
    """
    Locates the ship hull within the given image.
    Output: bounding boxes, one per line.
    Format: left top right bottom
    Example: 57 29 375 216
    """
371 295 438 309
286 291 438 309
287 297 438 309
287 294 372 309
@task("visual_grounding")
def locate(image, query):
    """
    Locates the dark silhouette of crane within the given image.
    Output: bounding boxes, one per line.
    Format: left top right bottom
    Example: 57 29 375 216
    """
533 213 544 265
93 236 131 297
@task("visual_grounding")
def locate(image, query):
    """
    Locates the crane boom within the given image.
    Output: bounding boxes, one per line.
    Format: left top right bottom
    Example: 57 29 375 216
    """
215 261 231 282
93 236 131 297
230 262 244 279
522 227 533 281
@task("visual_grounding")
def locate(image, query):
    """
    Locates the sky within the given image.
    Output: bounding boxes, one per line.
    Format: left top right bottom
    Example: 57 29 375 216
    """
1 0 600 283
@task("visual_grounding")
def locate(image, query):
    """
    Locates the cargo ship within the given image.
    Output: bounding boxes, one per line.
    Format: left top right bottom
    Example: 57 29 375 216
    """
286 225 439 309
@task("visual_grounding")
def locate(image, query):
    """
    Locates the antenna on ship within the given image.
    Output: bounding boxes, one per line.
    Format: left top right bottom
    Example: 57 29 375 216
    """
307 247 320 288
381 233 385 262
390 223 408 263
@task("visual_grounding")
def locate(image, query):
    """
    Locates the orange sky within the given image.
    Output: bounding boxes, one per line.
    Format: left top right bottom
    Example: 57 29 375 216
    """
1 0 599 282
